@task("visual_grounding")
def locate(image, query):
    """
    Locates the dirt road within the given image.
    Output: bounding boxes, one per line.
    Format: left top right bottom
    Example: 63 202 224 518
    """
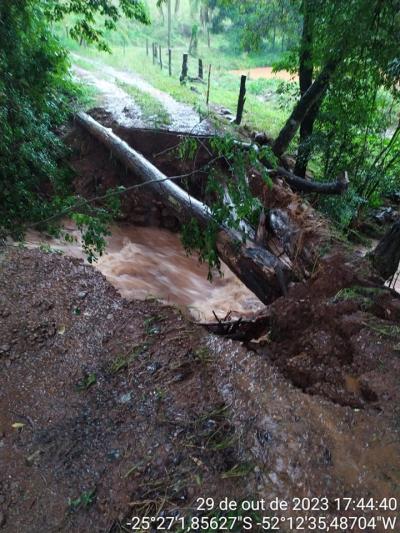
72 54 213 134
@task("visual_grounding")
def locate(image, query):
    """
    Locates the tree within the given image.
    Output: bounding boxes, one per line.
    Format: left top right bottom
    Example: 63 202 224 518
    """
0 0 149 256
293 0 318 177
45 0 149 50
273 0 400 160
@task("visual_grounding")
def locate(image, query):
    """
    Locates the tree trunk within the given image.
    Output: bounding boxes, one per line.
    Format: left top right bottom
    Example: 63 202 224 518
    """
158 5 165 24
76 112 293 304
237 140 349 195
180 53 188 83
293 103 320 177
272 167 349 195
293 0 318 177
167 0 172 50
272 59 339 157
371 220 400 281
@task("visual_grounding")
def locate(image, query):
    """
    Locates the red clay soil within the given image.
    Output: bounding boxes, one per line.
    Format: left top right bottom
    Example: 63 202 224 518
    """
0 248 244 532
1 246 400 532
267 252 400 407
230 67 296 82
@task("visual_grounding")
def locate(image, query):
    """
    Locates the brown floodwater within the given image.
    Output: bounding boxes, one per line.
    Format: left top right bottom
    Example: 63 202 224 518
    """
26 224 264 321
230 66 296 81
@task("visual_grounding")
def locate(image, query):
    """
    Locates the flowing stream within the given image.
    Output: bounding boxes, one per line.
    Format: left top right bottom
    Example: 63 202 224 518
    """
26 224 264 321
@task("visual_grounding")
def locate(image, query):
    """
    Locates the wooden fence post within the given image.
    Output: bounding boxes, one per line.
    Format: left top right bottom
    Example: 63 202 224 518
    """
235 75 246 125
152 43 155 64
159 46 163 69
198 58 203 80
180 53 188 83
146 38 149 56
168 49 172 76
206 64 212 105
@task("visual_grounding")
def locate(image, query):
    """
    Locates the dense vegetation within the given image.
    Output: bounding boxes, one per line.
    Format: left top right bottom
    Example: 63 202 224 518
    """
168 0 400 227
0 0 148 258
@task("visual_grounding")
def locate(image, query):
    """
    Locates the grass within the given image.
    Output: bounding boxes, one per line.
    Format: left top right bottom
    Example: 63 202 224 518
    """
144 314 165 335
66 38 287 137
116 80 171 127
362 321 400 338
76 372 97 391
108 343 148 374
68 489 96 509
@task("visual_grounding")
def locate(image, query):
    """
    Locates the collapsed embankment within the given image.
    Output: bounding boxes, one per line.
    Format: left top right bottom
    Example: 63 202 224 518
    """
1 111 400 532
1 243 400 532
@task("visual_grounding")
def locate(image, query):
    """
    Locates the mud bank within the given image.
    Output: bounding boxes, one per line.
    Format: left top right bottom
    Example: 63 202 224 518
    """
0 247 399 532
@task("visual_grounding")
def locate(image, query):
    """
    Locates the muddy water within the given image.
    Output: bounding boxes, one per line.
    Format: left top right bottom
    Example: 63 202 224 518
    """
230 66 296 81
26 224 264 321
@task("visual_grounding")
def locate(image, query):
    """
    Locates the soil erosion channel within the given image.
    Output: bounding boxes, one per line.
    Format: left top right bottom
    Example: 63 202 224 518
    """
2 106 400 532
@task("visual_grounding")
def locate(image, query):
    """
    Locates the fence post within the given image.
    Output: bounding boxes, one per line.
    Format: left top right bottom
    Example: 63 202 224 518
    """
146 38 149 56
198 58 203 80
159 46 163 69
206 64 212 106
168 49 172 76
152 43 155 64
235 75 246 125
180 53 188 83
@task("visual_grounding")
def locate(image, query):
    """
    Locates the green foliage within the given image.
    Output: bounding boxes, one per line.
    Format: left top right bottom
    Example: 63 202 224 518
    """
0 1 73 241
76 372 97 391
45 0 150 52
177 137 199 160
208 0 300 54
181 135 272 274
0 0 148 259
182 218 220 279
269 0 400 228
68 489 96 509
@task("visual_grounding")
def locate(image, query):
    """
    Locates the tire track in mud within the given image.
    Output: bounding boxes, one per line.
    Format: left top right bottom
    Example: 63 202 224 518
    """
72 54 214 134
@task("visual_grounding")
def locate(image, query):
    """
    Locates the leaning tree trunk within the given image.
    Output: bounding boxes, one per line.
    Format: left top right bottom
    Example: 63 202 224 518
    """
272 58 339 157
371 220 400 282
76 112 294 304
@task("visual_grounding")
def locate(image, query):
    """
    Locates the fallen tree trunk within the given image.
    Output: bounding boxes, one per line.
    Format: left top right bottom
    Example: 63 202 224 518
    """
236 140 349 195
76 111 293 304
371 220 400 282
272 167 349 195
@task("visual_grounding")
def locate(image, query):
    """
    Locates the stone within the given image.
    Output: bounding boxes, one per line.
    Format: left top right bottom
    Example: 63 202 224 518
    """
118 392 132 404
